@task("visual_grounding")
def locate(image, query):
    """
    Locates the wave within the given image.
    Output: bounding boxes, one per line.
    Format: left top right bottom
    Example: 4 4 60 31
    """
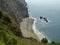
29 17 51 42
29 17 45 39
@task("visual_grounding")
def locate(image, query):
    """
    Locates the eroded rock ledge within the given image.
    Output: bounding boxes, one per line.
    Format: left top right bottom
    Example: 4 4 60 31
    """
20 18 34 38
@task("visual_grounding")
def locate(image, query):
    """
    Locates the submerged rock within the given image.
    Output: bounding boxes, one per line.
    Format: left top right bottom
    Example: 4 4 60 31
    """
40 16 48 22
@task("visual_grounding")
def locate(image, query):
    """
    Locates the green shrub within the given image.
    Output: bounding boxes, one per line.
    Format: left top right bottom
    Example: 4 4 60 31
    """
51 41 55 44
7 38 17 45
10 26 22 37
0 10 3 19
41 38 48 44
0 31 8 45
3 16 11 25
0 27 2 30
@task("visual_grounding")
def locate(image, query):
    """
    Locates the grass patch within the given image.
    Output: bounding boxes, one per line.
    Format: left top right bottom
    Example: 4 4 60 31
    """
29 32 39 41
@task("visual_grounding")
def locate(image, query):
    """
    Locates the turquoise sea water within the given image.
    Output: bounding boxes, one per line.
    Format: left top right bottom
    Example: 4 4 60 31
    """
26 0 60 42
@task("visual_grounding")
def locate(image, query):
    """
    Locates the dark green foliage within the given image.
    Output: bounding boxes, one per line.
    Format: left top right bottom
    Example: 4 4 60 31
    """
0 28 1 30
51 41 55 44
0 27 2 30
9 26 22 37
3 16 11 25
0 23 17 45
7 38 17 45
0 10 3 19
0 30 17 45
41 38 48 44
0 10 11 25
0 31 8 44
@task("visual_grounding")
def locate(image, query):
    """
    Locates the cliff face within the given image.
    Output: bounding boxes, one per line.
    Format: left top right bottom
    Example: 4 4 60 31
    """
0 0 29 24
0 0 35 38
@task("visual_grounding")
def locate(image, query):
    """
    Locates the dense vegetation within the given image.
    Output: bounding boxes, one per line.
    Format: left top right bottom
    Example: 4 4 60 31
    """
0 10 60 45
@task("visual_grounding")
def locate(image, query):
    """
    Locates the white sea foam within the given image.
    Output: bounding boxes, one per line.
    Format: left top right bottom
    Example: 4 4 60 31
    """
29 17 45 40
29 17 51 42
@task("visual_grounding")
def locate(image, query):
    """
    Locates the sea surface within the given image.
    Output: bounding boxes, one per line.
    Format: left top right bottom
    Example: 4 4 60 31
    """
26 0 60 42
